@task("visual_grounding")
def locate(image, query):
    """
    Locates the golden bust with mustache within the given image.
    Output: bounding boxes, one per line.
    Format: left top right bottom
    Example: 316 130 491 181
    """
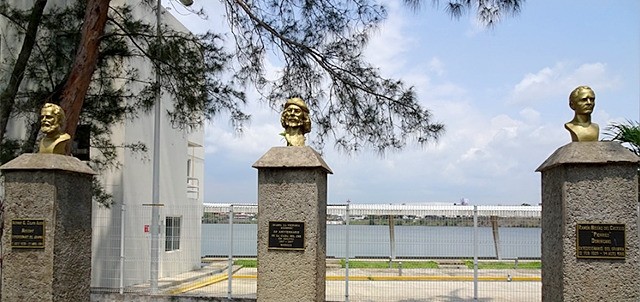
280 97 311 146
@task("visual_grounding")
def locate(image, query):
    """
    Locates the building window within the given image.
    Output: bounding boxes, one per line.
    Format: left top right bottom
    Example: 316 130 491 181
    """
165 216 181 251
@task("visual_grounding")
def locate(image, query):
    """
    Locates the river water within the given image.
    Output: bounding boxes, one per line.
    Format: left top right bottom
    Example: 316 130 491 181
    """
202 224 541 259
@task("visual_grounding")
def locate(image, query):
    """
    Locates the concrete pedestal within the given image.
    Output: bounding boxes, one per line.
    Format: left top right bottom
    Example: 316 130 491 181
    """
253 146 332 302
0 154 95 302
537 142 640 301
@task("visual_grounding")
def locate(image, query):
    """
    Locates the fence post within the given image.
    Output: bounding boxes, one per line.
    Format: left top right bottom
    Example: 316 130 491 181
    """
473 205 478 301
388 214 396 265
119 202 126 294
144 202 164 294
490 216 501 260
227 205 234 299
345 201 350 302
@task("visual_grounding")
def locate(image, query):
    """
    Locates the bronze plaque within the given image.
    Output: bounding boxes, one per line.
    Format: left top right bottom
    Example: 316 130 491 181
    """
11 219 45 249
576 223 625 260
268 221 305 250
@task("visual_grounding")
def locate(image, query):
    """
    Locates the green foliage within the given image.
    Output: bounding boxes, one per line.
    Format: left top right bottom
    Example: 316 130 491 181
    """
398 260 440 269
1 0 524 207
1 0 242 138
201 212 219 224
464 260 541 269
234 259 257 268
226 0 444 152
0 139 21 164
221 0 523 152
340 259 439 269
92 178 114 208
435 0 523 28
1 0 525 158
1 1 230 206
605 120 640 156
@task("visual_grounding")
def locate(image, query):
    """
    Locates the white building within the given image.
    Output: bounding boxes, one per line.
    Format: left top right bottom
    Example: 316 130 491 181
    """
0 1 204 290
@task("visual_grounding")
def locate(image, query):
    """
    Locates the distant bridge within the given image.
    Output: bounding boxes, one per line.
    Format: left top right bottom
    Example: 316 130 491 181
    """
203 203 541 218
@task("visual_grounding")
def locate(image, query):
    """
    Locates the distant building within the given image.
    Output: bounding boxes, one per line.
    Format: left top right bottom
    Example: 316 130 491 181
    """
0 1 204 289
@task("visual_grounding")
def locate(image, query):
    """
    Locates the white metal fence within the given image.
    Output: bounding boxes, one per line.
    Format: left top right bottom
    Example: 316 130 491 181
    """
92 203 542 302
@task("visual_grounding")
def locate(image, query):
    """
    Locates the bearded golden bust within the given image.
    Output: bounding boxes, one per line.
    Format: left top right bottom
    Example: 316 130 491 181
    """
38 103 71 155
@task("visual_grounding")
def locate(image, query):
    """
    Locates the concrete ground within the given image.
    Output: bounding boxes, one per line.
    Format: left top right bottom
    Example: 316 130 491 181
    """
173 262 541 302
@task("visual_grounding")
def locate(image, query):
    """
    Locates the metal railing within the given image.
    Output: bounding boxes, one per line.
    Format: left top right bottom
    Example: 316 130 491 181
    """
200 203 541 301
91 203 541 301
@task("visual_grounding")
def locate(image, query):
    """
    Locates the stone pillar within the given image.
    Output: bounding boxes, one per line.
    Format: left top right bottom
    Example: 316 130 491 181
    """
536 142 640 301
253 146 332 302
0 154 95 302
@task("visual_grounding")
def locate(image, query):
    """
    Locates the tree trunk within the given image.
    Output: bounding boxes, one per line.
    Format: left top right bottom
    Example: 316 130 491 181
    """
59 0 110 144
0 0 48 143
21 117 42 153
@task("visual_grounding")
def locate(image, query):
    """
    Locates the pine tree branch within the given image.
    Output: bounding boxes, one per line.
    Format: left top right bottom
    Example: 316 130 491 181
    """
0 0 48 143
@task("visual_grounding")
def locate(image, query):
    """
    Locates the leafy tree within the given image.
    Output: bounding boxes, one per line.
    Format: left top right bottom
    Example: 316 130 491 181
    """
0 0 47 144
605 120 640 156
605 120 640 201
0 0 524 163
0 0 241 163
221 0 522 152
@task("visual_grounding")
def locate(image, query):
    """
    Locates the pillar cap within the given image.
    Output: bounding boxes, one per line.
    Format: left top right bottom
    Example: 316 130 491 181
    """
536 141 639 172
253 146 333 174
0 153 96 175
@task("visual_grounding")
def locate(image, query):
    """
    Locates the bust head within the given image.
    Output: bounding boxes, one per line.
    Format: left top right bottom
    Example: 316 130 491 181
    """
565 86 599 142
38 103 71 154
40 103 65 137
280 98 312 146
280 97 311 134
569 86 595 115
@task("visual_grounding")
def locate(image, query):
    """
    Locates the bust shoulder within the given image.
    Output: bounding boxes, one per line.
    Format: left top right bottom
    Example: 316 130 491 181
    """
564 122 599 142
39 133 71 154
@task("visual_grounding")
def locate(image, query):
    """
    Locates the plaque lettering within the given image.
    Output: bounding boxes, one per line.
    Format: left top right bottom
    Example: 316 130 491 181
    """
576 223 625 260
268 221 305 250
11 219 45 249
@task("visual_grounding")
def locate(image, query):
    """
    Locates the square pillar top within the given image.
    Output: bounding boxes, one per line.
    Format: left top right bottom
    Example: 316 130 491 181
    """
0 153 96 176
536 141 639 172
252 146 333 174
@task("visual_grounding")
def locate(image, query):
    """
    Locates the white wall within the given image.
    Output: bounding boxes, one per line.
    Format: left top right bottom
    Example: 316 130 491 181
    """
95 1 205 287
0 0 205 289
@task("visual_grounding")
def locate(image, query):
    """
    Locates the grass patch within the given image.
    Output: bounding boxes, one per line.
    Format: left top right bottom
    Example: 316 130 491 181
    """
464 260 541 269
232 259 540 270
340 260 439 269
234 259 257 267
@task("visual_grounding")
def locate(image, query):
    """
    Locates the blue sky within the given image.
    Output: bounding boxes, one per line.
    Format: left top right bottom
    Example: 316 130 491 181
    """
169 0 640 205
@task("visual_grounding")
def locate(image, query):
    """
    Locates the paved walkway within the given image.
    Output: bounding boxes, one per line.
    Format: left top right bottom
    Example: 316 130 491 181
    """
173 263 541 302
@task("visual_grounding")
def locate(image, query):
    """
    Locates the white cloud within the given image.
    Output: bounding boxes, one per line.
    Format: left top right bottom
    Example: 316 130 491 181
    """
513 66 559 94
429 57 445 76
364 5 414 74
194 1 635 205
519 107 540 123
204 109 282 159
200 49 575 205
507 62 622 105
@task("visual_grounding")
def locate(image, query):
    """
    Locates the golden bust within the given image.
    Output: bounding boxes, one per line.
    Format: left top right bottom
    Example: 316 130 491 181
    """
38 103 71 155
280 97 311 146
564 86 599 142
